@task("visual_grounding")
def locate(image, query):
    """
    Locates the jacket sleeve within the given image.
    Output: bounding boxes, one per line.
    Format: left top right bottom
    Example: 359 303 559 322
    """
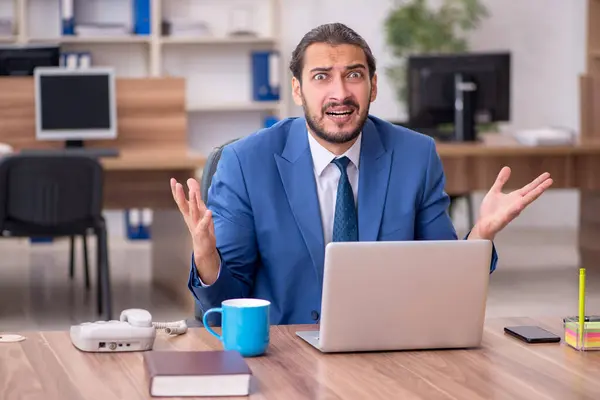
187 144 259 321
415 138 498 273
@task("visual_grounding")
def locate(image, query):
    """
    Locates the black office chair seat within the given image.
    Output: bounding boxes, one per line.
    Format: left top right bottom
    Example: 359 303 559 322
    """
3 218 96 236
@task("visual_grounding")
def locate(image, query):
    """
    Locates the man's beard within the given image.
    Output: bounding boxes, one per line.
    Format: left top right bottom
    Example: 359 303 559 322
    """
302 95 369 144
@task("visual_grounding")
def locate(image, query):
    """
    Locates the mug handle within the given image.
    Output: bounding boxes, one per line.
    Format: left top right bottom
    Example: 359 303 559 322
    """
202 307 223 340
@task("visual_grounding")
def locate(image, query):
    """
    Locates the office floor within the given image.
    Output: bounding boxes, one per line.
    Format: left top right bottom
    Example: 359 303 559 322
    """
0 226 597 333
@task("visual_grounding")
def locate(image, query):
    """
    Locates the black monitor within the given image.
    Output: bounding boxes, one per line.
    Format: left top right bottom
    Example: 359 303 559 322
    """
407 52 510 142
34 67 117 148
0 44 60 76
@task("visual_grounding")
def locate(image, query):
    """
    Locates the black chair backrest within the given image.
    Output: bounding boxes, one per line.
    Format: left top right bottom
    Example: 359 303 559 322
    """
196 137 240 322
0 153 104 229
200 138 240 203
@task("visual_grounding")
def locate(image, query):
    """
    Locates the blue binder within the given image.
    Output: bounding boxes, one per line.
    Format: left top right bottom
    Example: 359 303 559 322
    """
264 115 279 128
30 237 53 244
61 0 74 35
124 209 151 240
251 51 280 101
133 0 151 35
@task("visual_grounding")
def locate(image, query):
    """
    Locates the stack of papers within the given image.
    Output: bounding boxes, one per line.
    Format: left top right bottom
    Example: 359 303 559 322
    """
75 23 131 36
165 19 210 37
512 128 575 146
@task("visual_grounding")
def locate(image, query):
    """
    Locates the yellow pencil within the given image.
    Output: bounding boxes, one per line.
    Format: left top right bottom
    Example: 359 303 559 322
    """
579 268 586 347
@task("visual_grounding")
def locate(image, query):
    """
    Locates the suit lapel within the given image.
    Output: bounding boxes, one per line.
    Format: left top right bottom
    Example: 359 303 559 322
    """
275 118 325 282
358 118 393 241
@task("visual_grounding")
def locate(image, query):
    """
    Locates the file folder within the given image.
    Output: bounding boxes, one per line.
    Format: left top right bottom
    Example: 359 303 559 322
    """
251 51 280 101
125 209 151 240
133 0 151 35
264 115 279 128
60 52 92 69
61 0 74 35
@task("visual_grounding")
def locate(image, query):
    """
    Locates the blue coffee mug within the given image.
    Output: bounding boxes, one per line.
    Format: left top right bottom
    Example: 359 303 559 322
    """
203 298 270 357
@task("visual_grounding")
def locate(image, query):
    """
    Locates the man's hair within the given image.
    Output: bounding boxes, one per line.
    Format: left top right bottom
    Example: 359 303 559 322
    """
289 23 376 82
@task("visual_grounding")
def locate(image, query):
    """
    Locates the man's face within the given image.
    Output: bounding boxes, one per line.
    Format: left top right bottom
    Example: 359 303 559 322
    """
292 43 377 144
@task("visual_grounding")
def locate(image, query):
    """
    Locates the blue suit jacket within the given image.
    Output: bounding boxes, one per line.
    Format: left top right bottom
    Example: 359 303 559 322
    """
188 115 498 325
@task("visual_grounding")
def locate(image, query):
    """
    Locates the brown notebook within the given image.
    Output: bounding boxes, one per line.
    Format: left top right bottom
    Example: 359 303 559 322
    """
143 350 252 397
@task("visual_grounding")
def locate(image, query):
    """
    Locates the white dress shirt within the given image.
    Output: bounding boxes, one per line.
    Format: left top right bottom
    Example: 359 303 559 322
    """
307 131 361 245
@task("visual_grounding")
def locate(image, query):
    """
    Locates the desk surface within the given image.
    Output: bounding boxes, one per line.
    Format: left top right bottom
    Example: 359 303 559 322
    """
2 316 599 400
98 147 207 171
18 134 600 173
436 134 600 156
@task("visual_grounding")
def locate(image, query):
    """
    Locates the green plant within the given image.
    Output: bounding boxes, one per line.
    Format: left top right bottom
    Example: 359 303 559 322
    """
384 0 489 105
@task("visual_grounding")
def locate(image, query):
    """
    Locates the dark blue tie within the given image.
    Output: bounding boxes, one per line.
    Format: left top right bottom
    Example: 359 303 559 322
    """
331 156 358 242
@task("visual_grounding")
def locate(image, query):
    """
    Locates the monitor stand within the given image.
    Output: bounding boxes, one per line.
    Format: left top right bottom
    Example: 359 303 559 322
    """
453 73 477 142
65 139 84 149
59 139 119 158
21 139 119 158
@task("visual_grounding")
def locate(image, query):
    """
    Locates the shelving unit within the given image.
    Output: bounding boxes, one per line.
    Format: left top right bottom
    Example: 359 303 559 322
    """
187 100 280 113
29 35 152 44
0 0 287 155
586 0 600 77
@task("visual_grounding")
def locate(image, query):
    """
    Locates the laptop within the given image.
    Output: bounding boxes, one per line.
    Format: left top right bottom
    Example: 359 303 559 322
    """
296 239 493 353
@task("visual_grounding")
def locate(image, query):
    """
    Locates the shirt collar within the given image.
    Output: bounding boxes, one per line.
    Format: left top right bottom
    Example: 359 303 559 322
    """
307 130 362 176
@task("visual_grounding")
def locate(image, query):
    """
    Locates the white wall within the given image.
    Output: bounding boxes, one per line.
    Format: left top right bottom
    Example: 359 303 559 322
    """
280 0 586 231
280 0 403 120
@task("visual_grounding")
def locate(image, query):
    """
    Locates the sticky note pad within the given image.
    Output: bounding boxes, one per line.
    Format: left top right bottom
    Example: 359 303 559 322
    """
564 321 600 350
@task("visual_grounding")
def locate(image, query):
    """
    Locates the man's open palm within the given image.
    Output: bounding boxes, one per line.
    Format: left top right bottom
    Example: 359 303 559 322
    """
476 167 553 239
170 177 216 260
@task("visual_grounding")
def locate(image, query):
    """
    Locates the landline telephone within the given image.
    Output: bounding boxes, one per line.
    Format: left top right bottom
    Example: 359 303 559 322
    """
70 308 188 353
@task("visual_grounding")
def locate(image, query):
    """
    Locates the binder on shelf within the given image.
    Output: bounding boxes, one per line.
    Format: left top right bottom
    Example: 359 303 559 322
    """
60 52 92 69
264 115 279 128
30 237 53 244
125 209 152 240
61 0 75 35
79 53 92 68
133 0 151 35
251 51 280 102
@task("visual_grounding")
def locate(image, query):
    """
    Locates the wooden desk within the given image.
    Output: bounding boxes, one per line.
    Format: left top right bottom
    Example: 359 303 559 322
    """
100 147 206 209
436 134 600 277
2 317 599 400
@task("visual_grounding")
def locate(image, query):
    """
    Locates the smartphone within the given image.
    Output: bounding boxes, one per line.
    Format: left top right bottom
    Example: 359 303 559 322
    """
504 326 561 343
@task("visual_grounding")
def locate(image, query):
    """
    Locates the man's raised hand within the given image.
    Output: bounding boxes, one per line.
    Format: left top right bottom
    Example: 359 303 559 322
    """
170 178 220 285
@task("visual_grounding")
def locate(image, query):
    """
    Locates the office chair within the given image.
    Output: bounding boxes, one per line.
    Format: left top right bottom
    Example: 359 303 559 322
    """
0 153 112 319
69 234 90 289
196 138 240 322
200 138 241 202
449 194 474 229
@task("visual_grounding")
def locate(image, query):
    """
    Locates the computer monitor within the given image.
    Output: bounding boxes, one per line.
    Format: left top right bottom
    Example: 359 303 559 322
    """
34 67 117 148
0 44 60 76
407 52 510 142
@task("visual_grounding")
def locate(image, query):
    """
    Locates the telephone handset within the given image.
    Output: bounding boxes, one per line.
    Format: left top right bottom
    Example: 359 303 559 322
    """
70 308 188 353
120 308 152 327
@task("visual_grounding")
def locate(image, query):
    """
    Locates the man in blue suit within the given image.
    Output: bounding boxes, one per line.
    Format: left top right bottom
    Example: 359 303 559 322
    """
171 23 553 325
